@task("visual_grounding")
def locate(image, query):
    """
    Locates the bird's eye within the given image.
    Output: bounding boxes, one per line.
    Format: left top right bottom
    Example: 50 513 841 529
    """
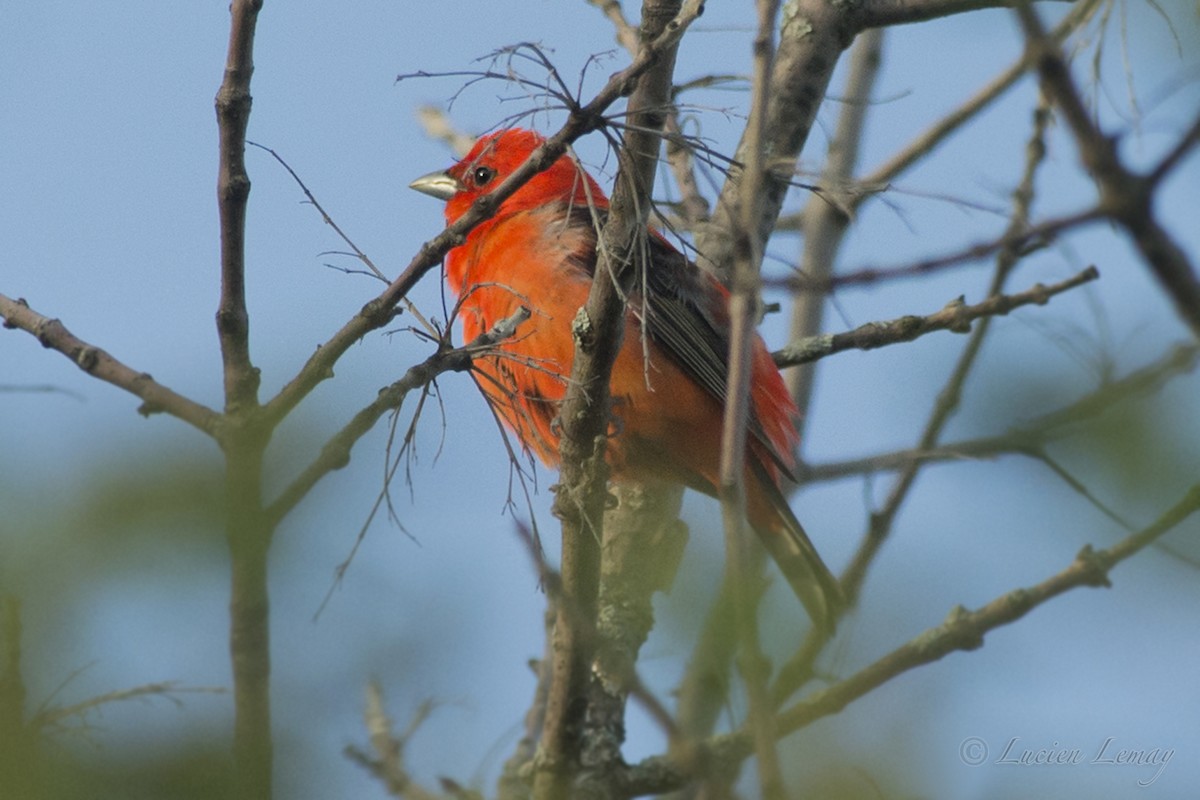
473 166 496 186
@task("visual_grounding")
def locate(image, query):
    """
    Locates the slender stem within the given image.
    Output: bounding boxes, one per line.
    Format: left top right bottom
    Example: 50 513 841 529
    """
840 95 1051 606
786 29 884 416
534 4 700 797
623 482 1200 795
773 266 1100 368
0 294 221 437
717 1 786 797
226 442 272 800
215 0 264 415
1015 3 1200 339
215 3 271 799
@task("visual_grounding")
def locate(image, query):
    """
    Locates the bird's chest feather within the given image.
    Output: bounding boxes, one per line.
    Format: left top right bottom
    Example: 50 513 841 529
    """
446 205 597 394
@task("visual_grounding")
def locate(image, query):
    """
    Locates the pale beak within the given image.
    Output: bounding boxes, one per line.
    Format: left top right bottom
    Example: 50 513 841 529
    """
409 170 461 201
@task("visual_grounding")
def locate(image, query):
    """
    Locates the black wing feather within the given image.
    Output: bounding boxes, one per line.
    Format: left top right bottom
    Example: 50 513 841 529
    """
563 205 794 479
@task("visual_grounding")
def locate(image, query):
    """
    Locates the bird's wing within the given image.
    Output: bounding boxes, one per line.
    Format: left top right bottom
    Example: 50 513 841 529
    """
566 204 795 481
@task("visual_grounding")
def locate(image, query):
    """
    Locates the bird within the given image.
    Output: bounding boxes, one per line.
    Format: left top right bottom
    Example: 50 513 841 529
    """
411 128 841 631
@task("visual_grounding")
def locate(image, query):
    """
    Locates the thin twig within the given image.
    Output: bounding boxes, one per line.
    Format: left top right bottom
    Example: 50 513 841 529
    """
715 0 788 797
786 28 884 413
265 307 532 529
247 140 438 338
33 683 226 732
1016 3 1200 338
0 295 221 436
839 95 1053 608
623 481 1200 795
797 342 1200 483
773 266 1100 368
782 206 1102 292
262 27 706 433
849 0 1101 212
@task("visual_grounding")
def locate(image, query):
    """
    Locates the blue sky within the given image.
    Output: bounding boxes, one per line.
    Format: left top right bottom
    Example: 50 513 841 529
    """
3 3 1199 798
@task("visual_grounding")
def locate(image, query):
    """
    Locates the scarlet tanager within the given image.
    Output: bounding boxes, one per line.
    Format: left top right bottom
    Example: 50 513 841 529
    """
411 129 841 630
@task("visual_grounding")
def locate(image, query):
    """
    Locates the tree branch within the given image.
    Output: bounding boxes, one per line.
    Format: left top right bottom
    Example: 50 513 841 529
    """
785 28 884 414
715 0 788 797
1016 3 1200 339
535 4 703 797
264 308 531 529
623 481 1200 795
0 294 222 437
784 206 1102 292
214 6 272 800
774 484 1200 736
261 12 703 434
215 0 263 415
773 266 1100 368
853 0 1074 29
837 95 1052 609
847 0 1099 214
694 0 850 279
693 0 1076 280
797 342 1200 484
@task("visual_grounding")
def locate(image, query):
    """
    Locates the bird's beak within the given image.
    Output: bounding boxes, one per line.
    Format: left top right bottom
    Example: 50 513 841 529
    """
409 170 461 201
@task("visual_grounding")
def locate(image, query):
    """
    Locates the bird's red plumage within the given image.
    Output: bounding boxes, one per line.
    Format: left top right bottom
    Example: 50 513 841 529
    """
424 128 839 629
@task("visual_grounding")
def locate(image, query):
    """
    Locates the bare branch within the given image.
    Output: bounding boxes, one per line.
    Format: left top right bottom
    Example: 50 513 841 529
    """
837 96 1053 609
715 0 788 797
0 294 222 437
262 19 706 433
773 483 1200 736
1016 3 1200 339
786 28 885 414
345 688 451 800
214 7 273 800
695 0 1080 280
798 342 1200 483
265 307 532 529
624 481 1200 795
538 2 703 795
694 0 848 279
852 0 1100 212
33 683 225 733
214 0 263 414
853 0 1076 30
773 266 1100 368
784 206 1102 292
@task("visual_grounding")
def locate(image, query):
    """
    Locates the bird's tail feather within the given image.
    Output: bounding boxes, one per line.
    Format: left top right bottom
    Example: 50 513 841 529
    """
748 459 843 634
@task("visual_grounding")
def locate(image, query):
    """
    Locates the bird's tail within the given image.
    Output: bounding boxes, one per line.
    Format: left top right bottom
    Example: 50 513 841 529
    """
748 459 843 634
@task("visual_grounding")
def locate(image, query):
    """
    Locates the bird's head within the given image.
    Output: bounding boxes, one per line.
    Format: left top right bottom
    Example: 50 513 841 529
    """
410 128 607 222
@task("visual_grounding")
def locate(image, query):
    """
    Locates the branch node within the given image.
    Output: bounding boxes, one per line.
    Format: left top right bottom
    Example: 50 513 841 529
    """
137 401 165 418
34 317 59 347
1 297 27 329
571 306 595 350
1073 544 1113 588
74 346 99 372
943 296 971 333
938 604 984 652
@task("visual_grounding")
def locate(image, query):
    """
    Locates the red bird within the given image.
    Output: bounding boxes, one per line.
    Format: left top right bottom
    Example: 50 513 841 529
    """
412 129 840 630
